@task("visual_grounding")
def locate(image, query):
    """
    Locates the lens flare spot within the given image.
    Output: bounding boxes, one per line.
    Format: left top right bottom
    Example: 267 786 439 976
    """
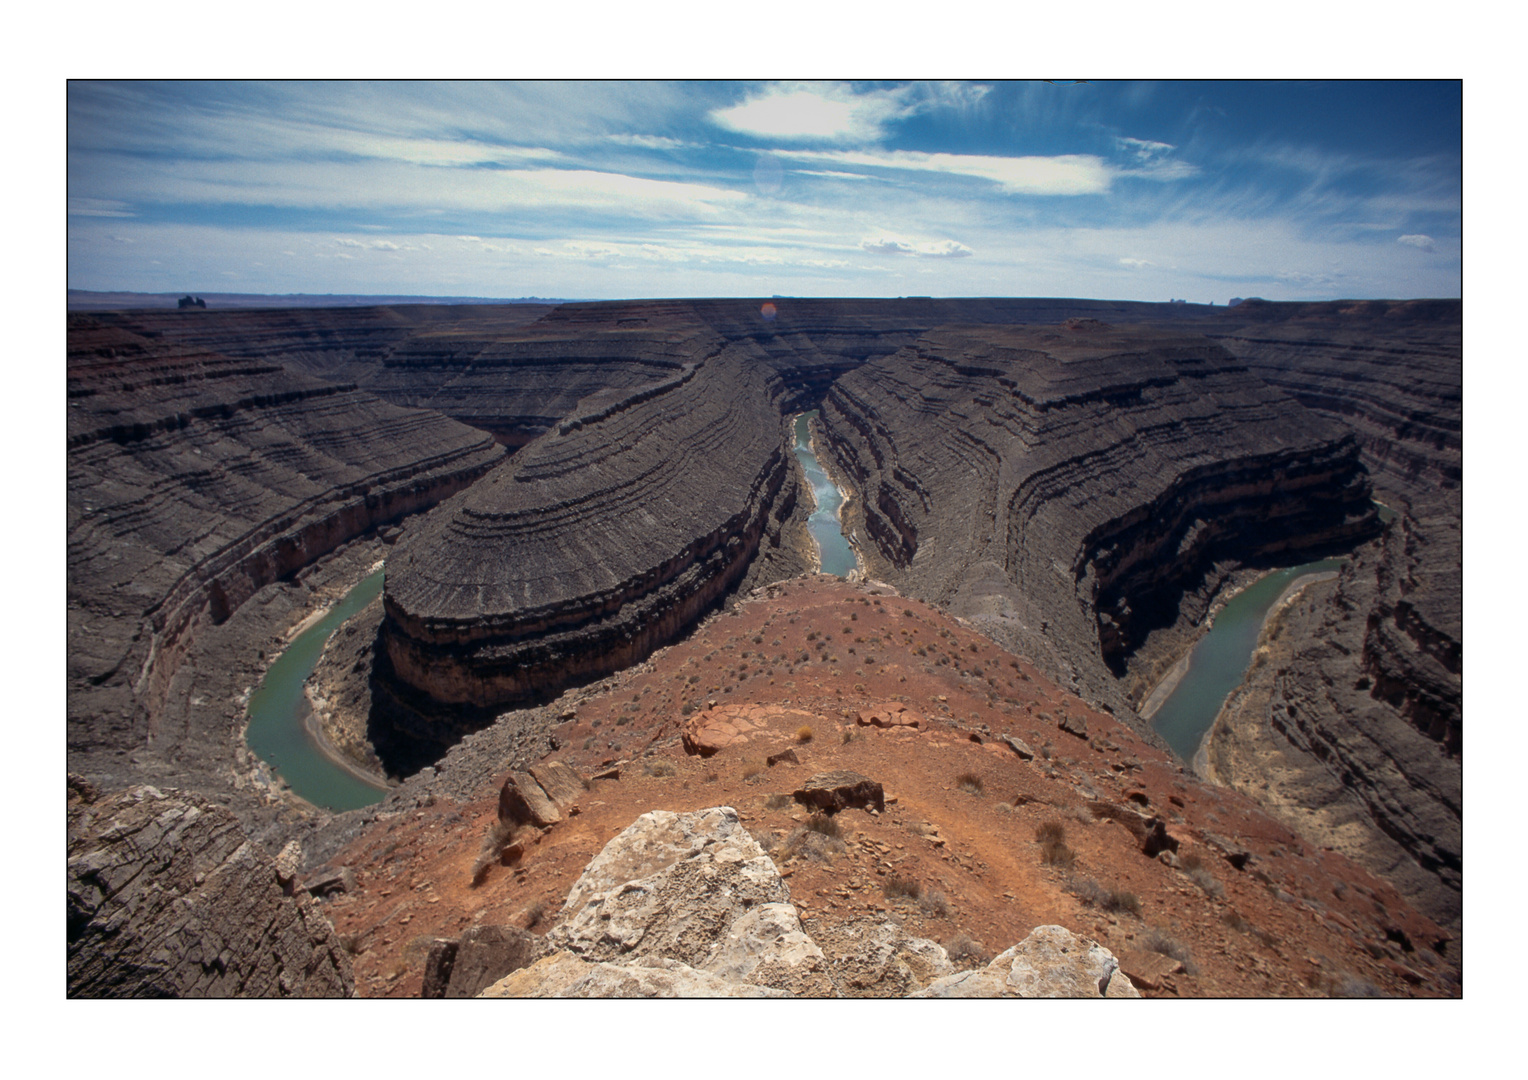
760 302 777 321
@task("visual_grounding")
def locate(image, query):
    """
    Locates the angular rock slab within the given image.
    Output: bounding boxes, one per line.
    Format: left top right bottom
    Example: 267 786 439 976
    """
421 924 551 999
856 702 923 729
550 806 792 969
793 770 885 814
912 926 1139 998
498 770 562 828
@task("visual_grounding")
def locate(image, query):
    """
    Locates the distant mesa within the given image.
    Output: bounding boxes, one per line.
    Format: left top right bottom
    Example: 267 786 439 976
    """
177 294 206 309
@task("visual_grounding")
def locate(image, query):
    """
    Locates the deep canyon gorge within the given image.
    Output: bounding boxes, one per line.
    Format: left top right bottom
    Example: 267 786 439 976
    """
66 296 1461 997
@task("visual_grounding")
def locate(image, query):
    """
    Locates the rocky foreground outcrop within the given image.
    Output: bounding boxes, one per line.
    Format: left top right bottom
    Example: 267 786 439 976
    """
477 806 1136 998
67 778 353 997
380 342 804 715
818 321 1379 716
67 314 503 795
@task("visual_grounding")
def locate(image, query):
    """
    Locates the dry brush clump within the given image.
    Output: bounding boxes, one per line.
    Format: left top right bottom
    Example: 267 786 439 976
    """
1142 928 1198 975
945 933 990 968
919 889 951 918
955 771 984 796
1180 852 1225 898
1035 820 1076 869
883 874 922 902
470 818 524 885
796 725 814 743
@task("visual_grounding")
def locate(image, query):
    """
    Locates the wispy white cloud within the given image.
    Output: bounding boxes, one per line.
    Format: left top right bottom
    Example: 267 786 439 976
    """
710 81 992 144
861 236 973 258
782 148 1114 196
1397 233 1435 251
68 197 135 218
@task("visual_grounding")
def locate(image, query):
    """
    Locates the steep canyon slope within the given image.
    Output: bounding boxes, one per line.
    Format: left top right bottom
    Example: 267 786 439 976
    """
67 314 504 802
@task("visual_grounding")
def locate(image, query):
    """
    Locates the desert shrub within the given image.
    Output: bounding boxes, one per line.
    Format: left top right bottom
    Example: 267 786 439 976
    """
805 812 842 838
1040 840 1075 870
883 874 922 901
945 933 990 967
644 759 677 778
742 760 764 780
796 725 814 743
1103 889 1142 916
841 728 856 745
764 793 791 810
956 771 984 796
1223 909 1250 933
850 612 858 621
1185 865 1224 899
1035 821 1067 845
523 900 547 929
470 819 522 885
704 770 719 783
680 702 694 716
920 889 952 918
337 931 366 956
1142 928 1198 975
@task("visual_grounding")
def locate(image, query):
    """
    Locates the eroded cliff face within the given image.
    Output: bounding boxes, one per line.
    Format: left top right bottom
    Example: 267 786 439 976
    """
67 315 504 791
817 321 1379 717
379 337 804 717
1195 300 1461 928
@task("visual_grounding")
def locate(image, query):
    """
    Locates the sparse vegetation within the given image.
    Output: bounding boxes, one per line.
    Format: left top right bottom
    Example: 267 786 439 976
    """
945 933 990 967
796 725 814 743
1142 928 1198 975
1180 852 1225 898
956 771 984 796
470 818 523 886
764 793 791 810
1036 820 1075 869
742 760 764 780
920 889 952 918
883 874 922 901
704 769 719 783
805 812 842 838
523 900 547 929
841 728 856 745
644 759 677 778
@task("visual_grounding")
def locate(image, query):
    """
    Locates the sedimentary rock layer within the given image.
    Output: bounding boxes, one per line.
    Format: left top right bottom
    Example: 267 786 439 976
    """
67 778 353 997
67 315 503 783
1197 300 1462 927
818 321 1380 715
381 340 800 709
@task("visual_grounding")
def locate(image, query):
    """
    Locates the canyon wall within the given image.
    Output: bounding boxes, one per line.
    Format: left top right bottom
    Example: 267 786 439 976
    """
1198 301 1462 927
379 334 805 721
67 314 504 794
817 321 1379 715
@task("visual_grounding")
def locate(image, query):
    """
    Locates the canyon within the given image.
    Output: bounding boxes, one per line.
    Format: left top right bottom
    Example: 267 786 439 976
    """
65 296 1461 995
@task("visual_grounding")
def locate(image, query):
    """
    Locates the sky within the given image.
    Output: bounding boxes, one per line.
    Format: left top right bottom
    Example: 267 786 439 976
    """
67 80 1461 303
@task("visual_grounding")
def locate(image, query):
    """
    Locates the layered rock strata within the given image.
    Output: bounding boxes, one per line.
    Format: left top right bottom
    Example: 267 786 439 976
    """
67 778 353 997
381 344 799 710
1194 301 1461 927
67 315 502 789
817 321 1379 718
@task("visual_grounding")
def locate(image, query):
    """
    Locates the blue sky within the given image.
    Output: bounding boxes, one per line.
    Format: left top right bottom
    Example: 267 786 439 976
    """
67 80 1461 302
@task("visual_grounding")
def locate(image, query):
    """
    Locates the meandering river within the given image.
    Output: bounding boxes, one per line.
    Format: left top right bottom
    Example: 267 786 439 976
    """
245 567 391 812
1149 558 1345 761
792 412 859 577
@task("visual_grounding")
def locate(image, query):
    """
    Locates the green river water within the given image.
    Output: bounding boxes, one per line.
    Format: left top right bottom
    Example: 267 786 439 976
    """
244 567 391 812
1150 557 1345 761
793 412 859 577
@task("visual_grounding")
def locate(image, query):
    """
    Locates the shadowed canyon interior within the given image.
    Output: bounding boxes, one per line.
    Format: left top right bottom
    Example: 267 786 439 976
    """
66 297 1462 994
